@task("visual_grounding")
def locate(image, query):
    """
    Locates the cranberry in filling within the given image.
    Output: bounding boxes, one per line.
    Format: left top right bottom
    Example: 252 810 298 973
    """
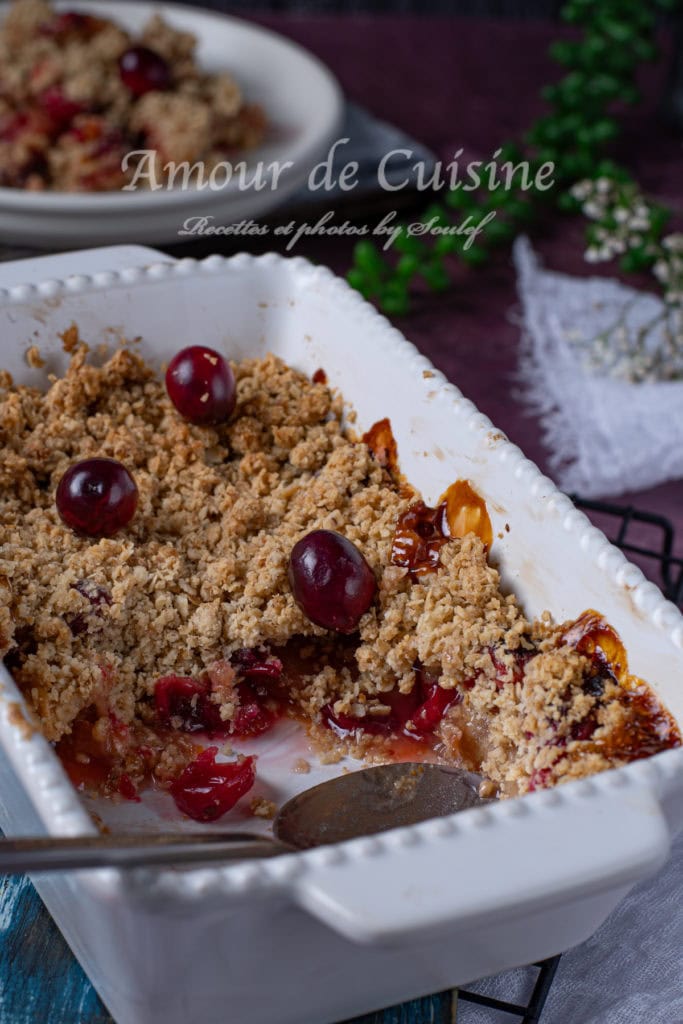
528 766 553 792
323 666 460 741
288 529 376 633
40 11 105 39
489 644 536 688
231 647 283 682
571 716 598 741
155 649 283 740
117 773 141 802
56 458 138 538
407 674 461 735
155 675 225 736
170 747 256 822
225 683 273 738
165 345 236 425
39 86 86 127
68 579 112 636
230 649 283 736
324 704 395 738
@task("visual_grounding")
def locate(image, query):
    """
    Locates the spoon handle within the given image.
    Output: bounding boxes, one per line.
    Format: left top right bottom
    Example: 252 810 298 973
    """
0 832 290 874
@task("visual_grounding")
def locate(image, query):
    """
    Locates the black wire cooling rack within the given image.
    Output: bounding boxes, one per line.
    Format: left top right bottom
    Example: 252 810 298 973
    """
456 956 561 1023
447 496 683 1024
572 498 683 605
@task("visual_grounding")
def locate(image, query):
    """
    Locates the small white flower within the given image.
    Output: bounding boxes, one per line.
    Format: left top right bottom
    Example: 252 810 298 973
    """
583 201 603 219
571 180 591 200
654 259 670 283
663 234 683 253
629 216 650 232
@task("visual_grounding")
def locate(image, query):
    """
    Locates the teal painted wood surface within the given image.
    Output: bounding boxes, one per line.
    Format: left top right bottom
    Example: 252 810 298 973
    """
0 876 456 1024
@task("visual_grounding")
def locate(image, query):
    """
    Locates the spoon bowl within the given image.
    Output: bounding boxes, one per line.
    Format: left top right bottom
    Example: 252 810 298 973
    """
274 762 489 849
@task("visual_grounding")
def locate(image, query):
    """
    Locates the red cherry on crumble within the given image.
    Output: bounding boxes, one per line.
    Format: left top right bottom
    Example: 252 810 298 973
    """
119 46 171 97
56 458 138 537
288 529 376 633
165 345 236 425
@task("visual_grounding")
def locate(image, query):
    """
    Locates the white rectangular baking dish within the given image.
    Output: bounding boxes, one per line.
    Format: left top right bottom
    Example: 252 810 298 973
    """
0 246 682 1024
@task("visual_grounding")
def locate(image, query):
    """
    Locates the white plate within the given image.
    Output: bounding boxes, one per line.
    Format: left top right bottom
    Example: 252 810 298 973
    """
0 1 343 247
0 246 682 1024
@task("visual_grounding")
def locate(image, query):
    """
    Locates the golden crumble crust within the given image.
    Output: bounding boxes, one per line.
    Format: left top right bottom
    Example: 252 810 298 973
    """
0 338 679 800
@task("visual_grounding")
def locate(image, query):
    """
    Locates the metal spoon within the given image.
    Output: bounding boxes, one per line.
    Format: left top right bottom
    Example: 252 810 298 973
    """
274 762 487 849
0 763 488 874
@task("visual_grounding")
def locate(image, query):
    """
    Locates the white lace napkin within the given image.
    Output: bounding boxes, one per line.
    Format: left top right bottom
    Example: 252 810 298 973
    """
514 236 683 498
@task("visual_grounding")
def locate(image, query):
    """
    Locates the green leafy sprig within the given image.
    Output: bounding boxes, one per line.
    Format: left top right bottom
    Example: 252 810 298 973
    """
348 0 678 315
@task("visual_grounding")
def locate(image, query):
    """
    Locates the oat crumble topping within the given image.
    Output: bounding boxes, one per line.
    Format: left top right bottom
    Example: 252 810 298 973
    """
0 335 679 814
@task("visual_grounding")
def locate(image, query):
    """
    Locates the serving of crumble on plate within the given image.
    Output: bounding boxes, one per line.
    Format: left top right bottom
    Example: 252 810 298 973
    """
0 331 679 822
0 4 342 246
0 0 266 191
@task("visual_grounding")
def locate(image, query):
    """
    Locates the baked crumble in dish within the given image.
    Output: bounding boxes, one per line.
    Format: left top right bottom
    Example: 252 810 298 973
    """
0 334 680 821
0 0 266 191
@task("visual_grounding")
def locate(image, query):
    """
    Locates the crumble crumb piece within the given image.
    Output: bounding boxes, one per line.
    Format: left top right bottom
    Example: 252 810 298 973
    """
26 346 45 369
292 758 311 774
6 701 37 739
479 779 498 800
250 797 277 819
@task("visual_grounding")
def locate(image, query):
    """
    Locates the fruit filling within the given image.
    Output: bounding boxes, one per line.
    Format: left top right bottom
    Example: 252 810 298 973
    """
0 334 679 822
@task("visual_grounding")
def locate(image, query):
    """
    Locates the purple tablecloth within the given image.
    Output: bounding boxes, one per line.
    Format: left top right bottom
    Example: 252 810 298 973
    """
234 15 683 566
